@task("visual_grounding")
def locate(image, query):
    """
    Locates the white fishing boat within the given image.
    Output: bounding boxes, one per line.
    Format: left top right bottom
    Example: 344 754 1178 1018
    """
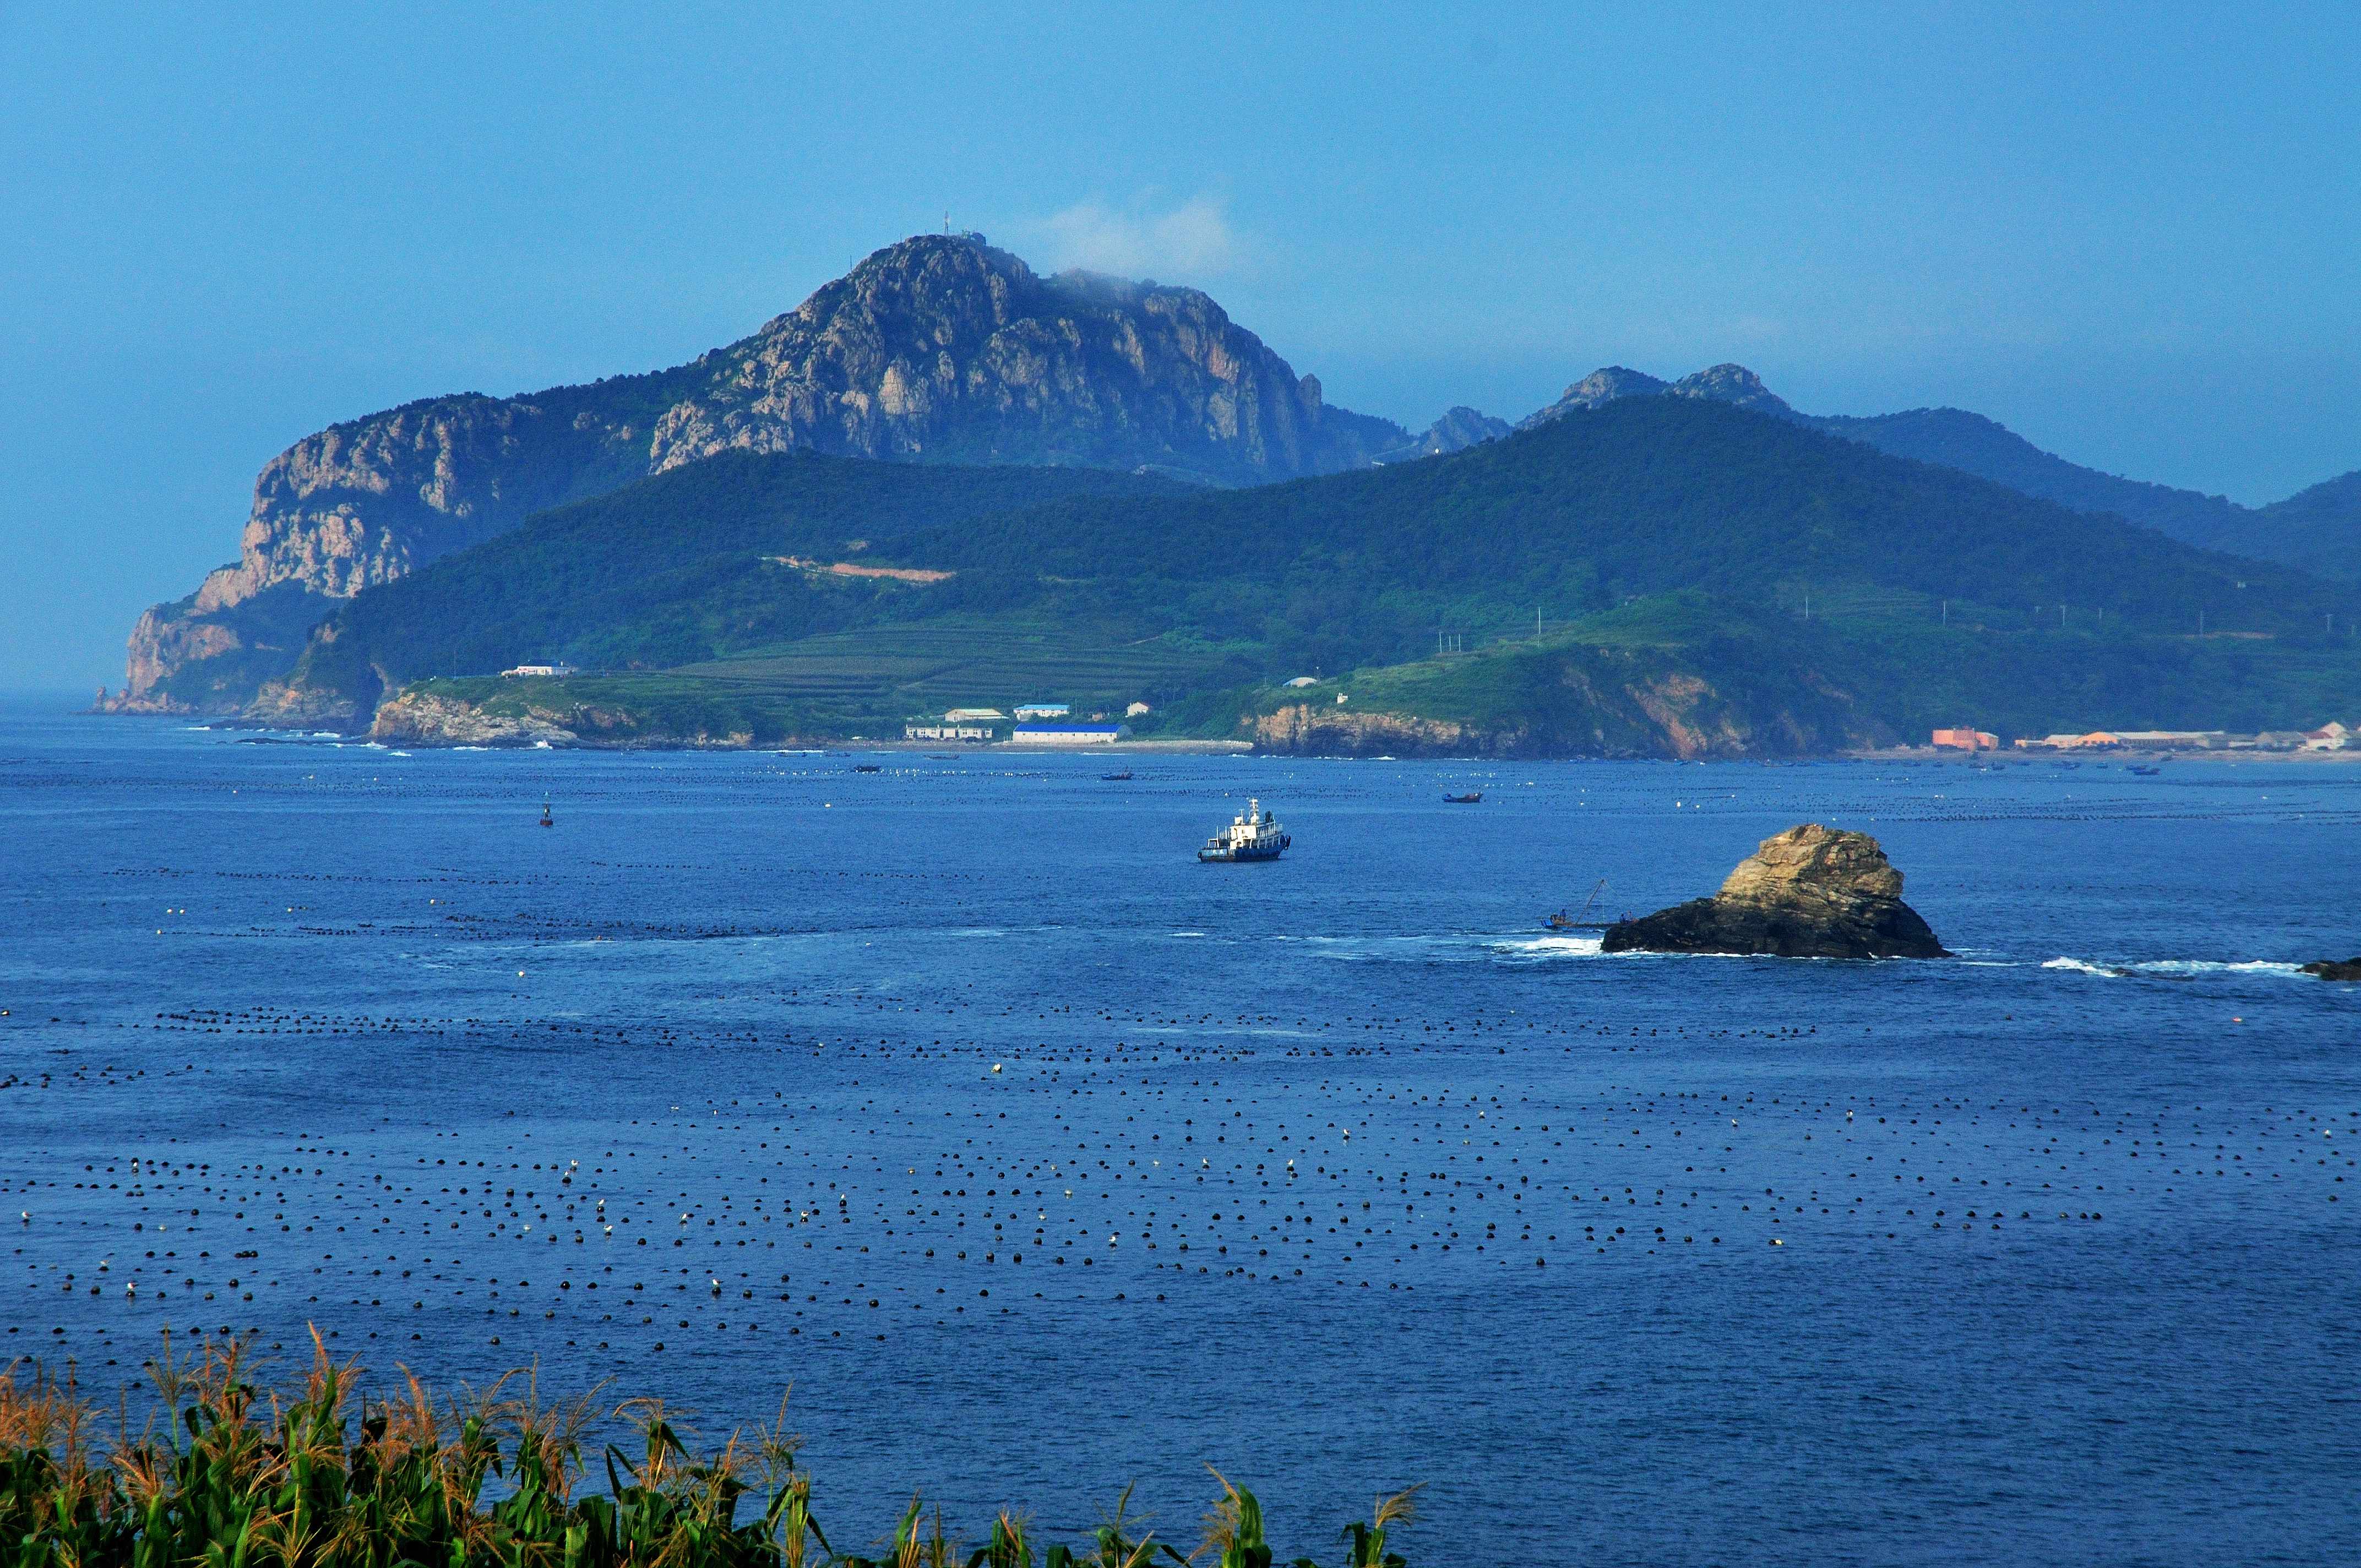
1198 798 1290 862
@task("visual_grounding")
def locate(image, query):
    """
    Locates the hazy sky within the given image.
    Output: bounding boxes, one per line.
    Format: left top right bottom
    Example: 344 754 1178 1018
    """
4 3 2357 688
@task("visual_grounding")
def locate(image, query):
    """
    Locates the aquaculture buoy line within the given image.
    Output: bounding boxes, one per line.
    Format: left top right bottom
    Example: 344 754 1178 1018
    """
9 742 2360 1564
9 982 2349 1375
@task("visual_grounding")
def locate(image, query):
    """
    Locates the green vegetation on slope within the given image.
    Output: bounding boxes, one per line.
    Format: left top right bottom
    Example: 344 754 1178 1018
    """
282 396 2360 752
279 452 1184 708
398 617 1254 744
2 1336 1419 1568
1207 590 2361 755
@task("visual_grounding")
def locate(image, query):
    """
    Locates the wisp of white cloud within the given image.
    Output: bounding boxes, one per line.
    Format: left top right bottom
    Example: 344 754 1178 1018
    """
1038 195 1242 281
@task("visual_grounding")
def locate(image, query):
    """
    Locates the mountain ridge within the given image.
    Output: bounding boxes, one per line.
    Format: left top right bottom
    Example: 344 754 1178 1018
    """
257 395 2361 755
1522 362 2359 577
106 238 2360 716
110 233 1467 711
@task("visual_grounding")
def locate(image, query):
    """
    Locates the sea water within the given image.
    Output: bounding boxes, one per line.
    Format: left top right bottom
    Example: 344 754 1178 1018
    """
2 701 2354 1566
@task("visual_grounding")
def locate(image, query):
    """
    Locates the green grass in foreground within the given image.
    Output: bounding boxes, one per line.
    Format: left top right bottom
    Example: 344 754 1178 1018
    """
2 1333 1417 1567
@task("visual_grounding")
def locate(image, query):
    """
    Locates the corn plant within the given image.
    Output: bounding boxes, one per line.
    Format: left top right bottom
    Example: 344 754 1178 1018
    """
0 1331 1416 1567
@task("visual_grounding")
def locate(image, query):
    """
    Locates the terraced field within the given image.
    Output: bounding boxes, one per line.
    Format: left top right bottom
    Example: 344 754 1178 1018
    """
671 615 1249 712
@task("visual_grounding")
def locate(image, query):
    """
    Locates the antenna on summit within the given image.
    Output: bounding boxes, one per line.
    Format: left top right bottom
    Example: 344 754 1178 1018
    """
944 210 951 233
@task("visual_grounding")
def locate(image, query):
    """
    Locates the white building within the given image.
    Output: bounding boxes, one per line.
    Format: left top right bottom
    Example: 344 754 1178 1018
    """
1014 703 1071 719
1010 725 1129 746
944 707 1006 722
904 723 995 742
2114 731 2227 749
501 662 578 678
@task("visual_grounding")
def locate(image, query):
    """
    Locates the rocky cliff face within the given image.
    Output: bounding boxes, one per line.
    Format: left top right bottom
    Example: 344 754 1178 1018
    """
115 234 1420 710
1251 704 1484 755
645 241 1404 482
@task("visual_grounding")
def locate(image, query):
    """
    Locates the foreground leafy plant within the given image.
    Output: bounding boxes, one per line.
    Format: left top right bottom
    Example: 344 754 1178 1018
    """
0 1332 1417 1567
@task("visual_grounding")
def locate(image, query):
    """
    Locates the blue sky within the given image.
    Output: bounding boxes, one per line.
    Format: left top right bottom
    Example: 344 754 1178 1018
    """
3 3 2357 688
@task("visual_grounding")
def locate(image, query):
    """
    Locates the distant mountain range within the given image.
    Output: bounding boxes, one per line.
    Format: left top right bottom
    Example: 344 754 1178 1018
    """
253 395 2360 755
106 231 2358 723
1517 362 2358 580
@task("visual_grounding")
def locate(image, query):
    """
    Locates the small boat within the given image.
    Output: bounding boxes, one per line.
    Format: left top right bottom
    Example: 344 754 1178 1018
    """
1543 878 1609 930
538 798 554 828
2128 764 2161 775
853 763 882 773
1100 770 1134 781
1198 798 1290 863
1443 791 1482 804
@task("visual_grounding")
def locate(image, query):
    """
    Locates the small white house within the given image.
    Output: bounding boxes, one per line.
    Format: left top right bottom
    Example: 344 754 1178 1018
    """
501 662 578 678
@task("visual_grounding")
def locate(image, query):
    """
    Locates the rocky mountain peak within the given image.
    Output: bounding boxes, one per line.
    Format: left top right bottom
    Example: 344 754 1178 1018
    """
1515 367 1669 430
647 231 1392 482
1665 363 1792 415
111 234 1412 710
1518 362 1798 429
1377 405 1513 464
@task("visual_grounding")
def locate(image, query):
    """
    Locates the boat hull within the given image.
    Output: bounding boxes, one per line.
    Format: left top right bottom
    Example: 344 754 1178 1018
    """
1199 837 1289 863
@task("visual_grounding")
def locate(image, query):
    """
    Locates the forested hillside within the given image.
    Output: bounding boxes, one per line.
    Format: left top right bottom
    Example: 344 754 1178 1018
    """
268 396 2361 750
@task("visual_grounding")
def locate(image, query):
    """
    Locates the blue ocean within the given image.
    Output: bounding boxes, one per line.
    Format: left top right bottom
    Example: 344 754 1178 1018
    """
2 698 2354 1566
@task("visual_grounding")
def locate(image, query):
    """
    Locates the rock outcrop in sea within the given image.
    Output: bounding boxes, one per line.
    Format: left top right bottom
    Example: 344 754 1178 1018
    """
2300 956 2361 981
1602 824 1948 959
111 233 1441 712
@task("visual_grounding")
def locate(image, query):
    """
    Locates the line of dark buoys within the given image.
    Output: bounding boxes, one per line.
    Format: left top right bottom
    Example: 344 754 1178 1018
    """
17 987 2346 1371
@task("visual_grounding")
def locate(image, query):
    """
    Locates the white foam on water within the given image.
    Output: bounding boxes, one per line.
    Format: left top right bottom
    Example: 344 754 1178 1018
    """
1294 932 1609 964
1484 933 1605 960
2044 956 2308 979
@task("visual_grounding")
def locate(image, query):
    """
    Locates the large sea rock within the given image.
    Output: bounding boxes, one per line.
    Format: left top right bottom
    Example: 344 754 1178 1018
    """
1602 823 1947 959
